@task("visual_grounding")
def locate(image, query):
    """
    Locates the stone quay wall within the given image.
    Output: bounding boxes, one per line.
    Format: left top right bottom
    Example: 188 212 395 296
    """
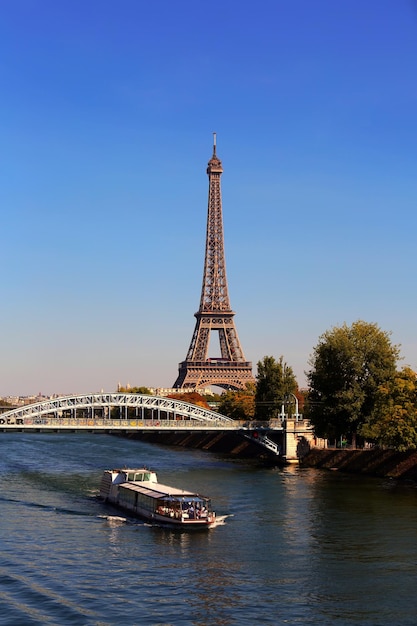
300 447 417 480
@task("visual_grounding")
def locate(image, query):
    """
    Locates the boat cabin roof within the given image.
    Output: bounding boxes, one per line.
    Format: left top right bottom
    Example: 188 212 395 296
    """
110 468 152 474
120 481 209 502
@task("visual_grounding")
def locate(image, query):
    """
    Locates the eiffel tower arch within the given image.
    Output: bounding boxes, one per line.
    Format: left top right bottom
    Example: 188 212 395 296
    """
173 135 255 391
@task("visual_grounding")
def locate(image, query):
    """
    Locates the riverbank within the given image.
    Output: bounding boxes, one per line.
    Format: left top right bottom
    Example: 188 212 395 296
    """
301 447 417 480
115 432 417 478
118 429 284 461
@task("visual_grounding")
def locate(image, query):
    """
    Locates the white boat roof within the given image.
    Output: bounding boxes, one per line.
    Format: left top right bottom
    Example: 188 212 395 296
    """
120 481 208 501
108 468 153 474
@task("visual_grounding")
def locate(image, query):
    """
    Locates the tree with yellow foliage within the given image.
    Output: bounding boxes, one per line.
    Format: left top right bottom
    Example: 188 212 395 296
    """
361 367 417 451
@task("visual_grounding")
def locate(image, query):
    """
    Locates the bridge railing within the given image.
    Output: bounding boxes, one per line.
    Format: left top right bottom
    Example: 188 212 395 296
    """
0 416 246 430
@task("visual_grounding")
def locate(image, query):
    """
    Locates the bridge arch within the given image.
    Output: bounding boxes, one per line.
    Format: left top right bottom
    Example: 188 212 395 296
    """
0 393 234 429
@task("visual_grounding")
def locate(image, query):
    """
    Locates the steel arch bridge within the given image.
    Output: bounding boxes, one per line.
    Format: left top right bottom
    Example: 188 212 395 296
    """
0 393 238 431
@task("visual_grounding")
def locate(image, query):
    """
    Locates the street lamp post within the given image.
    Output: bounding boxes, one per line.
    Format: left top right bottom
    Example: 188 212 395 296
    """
284 393 299 421
279 394 301 421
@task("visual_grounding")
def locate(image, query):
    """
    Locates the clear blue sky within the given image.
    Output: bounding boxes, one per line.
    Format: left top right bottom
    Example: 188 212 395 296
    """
1 0 416 396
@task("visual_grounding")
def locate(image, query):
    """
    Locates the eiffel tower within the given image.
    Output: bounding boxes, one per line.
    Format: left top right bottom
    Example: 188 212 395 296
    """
173 135 255 391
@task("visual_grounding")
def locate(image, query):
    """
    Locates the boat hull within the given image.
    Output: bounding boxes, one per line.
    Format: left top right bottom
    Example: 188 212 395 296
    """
105 499 216 529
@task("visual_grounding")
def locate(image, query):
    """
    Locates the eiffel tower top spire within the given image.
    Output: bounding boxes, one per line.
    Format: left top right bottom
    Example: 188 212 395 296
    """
199 133 231 313
213 131 217 155
206 132 222 173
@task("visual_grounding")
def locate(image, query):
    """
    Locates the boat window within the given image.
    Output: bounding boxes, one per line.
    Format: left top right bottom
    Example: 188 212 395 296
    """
127 473 135 481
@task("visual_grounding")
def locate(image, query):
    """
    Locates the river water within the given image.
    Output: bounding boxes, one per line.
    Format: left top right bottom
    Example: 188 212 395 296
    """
1 433 417 625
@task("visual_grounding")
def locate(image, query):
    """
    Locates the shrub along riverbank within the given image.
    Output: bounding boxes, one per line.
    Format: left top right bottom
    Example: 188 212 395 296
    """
300 448 417 480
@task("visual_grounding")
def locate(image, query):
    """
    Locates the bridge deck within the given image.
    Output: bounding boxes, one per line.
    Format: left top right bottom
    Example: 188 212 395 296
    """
0 417 260 431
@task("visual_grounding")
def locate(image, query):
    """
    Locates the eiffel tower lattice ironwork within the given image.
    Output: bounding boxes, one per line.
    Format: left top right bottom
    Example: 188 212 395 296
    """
173 135 255 391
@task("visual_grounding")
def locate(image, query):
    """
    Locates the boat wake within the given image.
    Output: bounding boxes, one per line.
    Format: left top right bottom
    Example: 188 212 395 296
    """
98 515 128 525
212 514 233 527
98 513 232 529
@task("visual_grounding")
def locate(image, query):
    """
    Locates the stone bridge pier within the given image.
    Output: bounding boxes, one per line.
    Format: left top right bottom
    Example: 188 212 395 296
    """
283 419 316 462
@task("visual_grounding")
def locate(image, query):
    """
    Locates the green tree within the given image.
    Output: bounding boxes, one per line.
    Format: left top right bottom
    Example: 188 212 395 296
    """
361 367 417 451
118 386 151 394
306 320 400 442
255 356 297 421
218 384 255 420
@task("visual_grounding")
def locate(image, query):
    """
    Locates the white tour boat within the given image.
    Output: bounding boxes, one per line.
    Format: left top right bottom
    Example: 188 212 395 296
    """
100 468 216 529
